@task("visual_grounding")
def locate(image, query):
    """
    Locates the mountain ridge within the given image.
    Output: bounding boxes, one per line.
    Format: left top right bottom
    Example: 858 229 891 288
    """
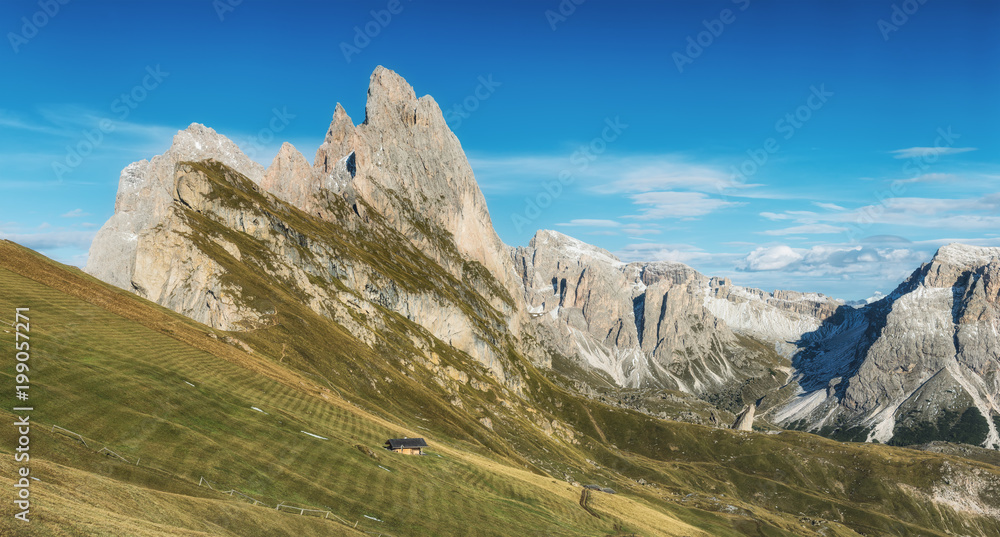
85 66 1000 450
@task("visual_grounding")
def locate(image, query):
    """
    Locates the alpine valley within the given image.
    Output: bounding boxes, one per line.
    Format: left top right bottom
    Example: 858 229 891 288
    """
2 67 998 536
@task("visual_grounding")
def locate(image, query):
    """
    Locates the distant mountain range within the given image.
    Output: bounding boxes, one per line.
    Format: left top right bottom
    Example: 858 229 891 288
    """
86 67 999 453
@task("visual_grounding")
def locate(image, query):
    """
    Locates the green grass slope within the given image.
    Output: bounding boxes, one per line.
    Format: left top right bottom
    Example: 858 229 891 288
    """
0 233 998 537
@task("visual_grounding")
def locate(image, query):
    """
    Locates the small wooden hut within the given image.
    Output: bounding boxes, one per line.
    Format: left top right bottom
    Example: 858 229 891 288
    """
384 437 427 455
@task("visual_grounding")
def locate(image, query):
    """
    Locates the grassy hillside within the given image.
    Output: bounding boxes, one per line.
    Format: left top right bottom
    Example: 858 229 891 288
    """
0 240 998 537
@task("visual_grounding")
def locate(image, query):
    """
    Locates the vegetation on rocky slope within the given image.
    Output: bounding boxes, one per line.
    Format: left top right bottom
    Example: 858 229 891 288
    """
2 225 1000 536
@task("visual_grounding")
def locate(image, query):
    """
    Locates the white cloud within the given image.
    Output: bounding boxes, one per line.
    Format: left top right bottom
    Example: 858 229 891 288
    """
617 243 739 266
556 219 621 228
762 224 848 236
891 172 957 186
600 158 760 194
621 227 660 236
761 211 794 221
762 193 1000 231
738 245 803 271
0 230 96 250
61 208 90 218
628 191 742 219
737 244 925 280
890 147 977 159
813 201 846 211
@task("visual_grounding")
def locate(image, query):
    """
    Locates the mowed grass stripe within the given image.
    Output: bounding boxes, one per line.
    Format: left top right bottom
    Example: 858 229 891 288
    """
0 253 646 535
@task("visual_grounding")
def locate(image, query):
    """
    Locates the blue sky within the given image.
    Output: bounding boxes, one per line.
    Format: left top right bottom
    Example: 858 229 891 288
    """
2 0 997 300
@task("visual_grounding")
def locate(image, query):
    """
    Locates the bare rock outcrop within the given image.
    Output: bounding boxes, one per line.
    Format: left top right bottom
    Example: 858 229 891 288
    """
514 229 822 405
86 124 264 290
85 68 1000 447
776 244 1000 448
306 67 523 323
731 403 756 431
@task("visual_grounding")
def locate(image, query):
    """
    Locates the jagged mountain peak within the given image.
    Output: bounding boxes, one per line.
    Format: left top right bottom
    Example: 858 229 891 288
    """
84 68 1000 452
87 121 265 290
368 65 417 104
261 142 315 208
323 103 355 147
169 122 265 184
931 242 1000 268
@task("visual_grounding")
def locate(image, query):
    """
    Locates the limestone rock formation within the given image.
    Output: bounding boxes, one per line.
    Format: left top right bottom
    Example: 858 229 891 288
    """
260 142 319 211
775 244 1000 448
732 403 756 431
514 229 838 409
87 124 264 290
308 67 523 321
85 67 1000 448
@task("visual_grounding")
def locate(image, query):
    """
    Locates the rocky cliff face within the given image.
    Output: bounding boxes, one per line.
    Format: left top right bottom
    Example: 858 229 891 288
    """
310 68 523 323
86 68 523 387
513 229 840 412
86 67 1000 448
87 124 265 290
775 244 1000 448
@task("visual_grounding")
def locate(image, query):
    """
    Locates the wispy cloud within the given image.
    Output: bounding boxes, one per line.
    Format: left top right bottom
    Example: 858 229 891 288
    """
762 193 1000 231
557 219 621 228
762 224 848 236
596 158 762 195
61 208 90 218
890 147 977 159
891 172 957 186
0 230 96 250
555 219 661 237
617 242 740 266
628 191 743 220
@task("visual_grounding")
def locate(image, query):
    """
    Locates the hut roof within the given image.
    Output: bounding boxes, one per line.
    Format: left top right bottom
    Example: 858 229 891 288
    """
385 438 427 449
